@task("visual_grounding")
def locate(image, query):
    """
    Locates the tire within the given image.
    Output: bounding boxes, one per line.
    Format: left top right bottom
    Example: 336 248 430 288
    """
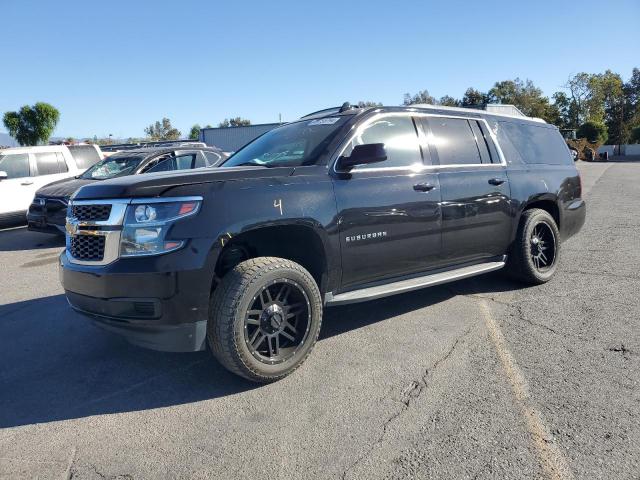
506 208 560 285
207 256 323 382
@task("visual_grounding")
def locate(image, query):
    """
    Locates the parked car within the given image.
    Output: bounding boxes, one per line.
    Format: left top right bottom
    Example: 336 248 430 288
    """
0 144 102 227
59 104 585 383
27 146 226 234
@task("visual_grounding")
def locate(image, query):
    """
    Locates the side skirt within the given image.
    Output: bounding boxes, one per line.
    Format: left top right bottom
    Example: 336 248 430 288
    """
324 256 506 306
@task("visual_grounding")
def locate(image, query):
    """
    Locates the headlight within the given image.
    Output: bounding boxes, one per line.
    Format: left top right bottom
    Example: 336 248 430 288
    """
120 198 201 257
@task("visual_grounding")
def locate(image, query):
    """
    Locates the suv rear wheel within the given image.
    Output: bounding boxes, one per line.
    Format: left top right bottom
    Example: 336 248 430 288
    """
506 208 560 284
207 257 323 382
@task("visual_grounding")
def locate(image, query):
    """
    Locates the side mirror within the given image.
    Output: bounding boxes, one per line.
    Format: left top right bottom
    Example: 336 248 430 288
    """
337 143 387 170
0 171 7 181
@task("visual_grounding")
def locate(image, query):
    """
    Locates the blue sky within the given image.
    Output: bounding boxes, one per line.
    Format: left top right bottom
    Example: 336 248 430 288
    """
2 0 638 139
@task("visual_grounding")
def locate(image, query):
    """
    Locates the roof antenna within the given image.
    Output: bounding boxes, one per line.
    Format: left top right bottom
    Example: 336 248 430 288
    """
339 102 352 113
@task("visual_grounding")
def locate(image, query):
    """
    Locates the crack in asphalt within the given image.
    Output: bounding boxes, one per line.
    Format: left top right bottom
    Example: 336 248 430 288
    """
340 328 472 480
69 462 133 480
446 288 563 337
64 446 77 480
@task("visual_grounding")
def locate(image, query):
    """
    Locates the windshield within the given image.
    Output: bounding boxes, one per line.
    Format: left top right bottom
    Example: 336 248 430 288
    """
222 116 350 168
80 155 145 180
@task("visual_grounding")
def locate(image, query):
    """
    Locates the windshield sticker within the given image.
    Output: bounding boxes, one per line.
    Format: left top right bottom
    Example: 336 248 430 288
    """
308 117 340 126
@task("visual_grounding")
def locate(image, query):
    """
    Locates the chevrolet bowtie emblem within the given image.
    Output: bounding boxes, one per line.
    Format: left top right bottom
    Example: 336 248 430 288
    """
66 219 79 236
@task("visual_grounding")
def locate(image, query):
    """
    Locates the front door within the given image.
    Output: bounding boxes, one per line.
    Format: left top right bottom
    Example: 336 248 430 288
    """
0 152 34 215
420 116 512 264
332 114 442 290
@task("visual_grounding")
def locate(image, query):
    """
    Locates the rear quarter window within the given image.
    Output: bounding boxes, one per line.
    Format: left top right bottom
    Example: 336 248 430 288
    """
498 122 571 165
68 145 102 169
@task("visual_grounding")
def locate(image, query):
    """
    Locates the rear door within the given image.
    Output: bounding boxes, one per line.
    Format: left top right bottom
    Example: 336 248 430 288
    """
420 116 512 264
32 151 73 189
332 114 442 289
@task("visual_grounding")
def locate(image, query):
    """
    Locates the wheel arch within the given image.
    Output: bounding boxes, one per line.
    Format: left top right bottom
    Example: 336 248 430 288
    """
521 197 560 228
213 222 332 294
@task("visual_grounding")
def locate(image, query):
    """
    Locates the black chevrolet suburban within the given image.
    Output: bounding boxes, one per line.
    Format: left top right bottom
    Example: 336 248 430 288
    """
60 104 585 382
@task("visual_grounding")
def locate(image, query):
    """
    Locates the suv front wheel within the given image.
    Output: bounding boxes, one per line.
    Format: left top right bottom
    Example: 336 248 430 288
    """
506 208 560 284
208 257 323 382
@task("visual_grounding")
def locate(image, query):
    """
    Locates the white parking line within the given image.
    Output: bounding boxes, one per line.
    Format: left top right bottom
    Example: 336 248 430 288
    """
479 299 575 480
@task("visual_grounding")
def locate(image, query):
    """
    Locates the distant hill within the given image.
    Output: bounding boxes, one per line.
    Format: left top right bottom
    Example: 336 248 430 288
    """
0 132 18 148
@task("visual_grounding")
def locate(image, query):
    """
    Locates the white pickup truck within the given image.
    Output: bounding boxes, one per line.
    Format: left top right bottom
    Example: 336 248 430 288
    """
0 144 102 226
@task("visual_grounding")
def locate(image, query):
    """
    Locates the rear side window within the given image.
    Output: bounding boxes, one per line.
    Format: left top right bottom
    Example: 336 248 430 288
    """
144 155 175 173
68 145 101 169
424 117 482 165
0 153 30 178
174 152 196 170
498 122 571 165
35 152 68 175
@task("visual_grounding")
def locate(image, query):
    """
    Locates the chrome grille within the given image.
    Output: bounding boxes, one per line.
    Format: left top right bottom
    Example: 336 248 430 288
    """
72 204 112 222
70 235 106 261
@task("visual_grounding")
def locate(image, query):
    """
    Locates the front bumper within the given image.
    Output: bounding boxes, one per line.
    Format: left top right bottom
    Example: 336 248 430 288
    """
27 200 67 235
60 243 217 352
27 215 65 234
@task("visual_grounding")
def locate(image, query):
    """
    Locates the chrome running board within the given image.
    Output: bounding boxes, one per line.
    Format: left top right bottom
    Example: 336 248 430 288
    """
325 258 506 306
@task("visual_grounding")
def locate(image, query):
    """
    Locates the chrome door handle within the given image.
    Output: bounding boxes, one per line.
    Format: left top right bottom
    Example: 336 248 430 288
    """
488 178 506 186
413 183 436 192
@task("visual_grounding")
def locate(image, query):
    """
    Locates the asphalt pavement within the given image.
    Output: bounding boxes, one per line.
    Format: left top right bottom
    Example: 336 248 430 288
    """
0 161 638 479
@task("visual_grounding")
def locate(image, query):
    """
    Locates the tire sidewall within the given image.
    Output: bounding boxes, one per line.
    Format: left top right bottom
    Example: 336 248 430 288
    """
230 264 322 379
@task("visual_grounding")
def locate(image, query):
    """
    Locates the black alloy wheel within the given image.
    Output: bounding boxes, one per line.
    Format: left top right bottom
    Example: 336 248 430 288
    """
529 221 557 272
208 257 323 382
506 208 561 285
244 279 311 365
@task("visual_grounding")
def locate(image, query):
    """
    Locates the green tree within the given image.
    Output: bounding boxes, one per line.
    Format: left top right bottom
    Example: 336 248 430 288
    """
624 68 640 116
551 91 575 129
189 124 201 140
630 125 640 144
619 68 640 144
438 95 461 107
3 102 60 146
403 90 435 105
577 121 608 144
564 73 594 128
356 101 383 107
218 117 251 128
461 88 488 107
144 118 181 140
488 78 554 121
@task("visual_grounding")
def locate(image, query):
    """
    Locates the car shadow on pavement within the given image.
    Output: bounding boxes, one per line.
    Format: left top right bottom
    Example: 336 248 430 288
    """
0 272 523 428
0 226 65 252
0 294 259 428
321 271 525 340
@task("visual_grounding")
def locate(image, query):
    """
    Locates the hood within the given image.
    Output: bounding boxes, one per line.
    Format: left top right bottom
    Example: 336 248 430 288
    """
37 177 98 199
72 165 297 200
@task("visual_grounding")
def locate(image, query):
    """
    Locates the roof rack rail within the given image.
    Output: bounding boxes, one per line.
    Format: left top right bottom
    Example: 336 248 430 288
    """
409 103 546 123
300 102 366 119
